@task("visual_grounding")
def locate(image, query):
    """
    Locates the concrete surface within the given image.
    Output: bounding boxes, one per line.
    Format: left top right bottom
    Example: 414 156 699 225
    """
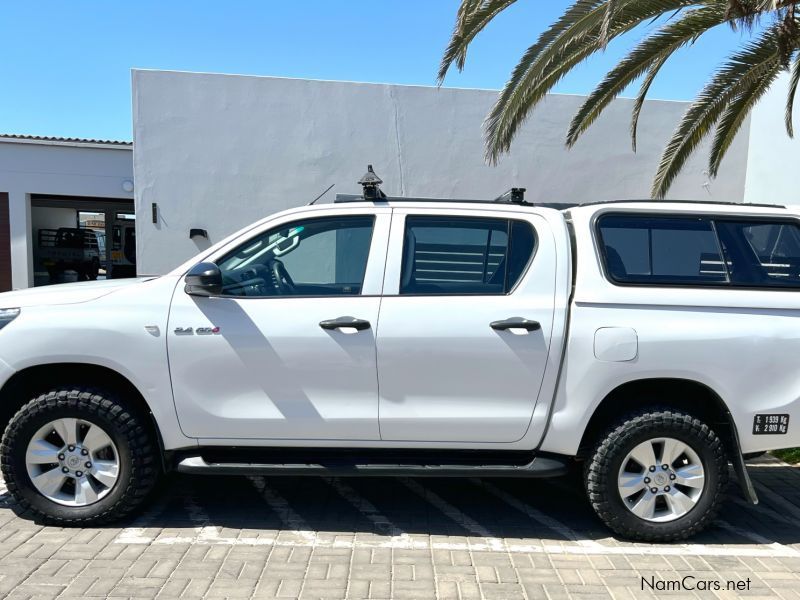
1 456 799 599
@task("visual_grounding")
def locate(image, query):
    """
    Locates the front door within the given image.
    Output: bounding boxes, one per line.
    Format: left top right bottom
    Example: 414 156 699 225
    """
376 209 557 443
168 210 390 440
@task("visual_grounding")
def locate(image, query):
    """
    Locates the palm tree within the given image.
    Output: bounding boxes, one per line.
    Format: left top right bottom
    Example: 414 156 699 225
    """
439 0 800 198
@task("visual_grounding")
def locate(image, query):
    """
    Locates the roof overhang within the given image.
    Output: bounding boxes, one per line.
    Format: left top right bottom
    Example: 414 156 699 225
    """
0 134 132 151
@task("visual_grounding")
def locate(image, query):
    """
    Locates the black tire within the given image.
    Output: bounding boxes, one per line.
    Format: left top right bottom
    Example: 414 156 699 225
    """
87 257 100 281
0 387 160 525
585 409 728 542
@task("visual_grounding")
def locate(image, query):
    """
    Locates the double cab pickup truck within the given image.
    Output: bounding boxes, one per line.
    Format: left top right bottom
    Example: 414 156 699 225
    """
1 173 798 541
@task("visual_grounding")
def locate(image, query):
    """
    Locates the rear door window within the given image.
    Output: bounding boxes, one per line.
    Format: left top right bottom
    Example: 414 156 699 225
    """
400 216 536 295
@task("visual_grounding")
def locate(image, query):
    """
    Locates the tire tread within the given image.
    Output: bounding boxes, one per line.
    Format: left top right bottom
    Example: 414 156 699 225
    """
586 409 728 542
0 387 158 525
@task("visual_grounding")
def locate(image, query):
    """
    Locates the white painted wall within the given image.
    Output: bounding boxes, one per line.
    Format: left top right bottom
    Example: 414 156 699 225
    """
132 70 751 276
744 72 800 205
0 140 133 288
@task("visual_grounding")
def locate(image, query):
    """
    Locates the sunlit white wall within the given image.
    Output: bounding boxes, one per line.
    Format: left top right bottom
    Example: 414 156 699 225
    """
133 70 752 275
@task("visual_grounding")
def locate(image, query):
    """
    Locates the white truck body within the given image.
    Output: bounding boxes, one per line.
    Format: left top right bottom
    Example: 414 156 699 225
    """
1 195 798 538
3 200 797 453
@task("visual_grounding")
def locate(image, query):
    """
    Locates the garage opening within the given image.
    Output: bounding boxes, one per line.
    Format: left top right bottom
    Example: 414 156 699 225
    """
31 195 136 286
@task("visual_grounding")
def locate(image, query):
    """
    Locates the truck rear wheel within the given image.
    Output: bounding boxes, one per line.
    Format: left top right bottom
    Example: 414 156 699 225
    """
0 387 159 525
585 409 728 541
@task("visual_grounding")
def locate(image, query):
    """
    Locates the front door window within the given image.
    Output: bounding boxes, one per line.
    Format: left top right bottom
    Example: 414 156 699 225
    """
216 216 375 297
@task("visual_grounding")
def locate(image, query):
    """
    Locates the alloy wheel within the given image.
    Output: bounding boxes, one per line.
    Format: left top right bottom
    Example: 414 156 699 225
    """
24 417 120 506
617 437 705 522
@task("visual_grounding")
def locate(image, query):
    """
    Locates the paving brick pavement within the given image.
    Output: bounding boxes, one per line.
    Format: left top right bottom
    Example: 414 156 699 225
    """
1 456 800 599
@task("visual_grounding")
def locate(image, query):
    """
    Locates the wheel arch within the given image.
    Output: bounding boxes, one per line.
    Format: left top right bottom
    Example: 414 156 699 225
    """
0 363 165 465
577 378 738 461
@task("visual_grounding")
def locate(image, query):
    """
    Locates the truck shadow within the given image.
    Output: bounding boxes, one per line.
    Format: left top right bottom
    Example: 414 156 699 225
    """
2 460 797 548
5 459 797 549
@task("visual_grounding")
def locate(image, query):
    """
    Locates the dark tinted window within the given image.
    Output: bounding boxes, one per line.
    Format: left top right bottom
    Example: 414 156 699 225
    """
715 220 800 288
400 217 536 295
216 216 374 297
598 215 727 284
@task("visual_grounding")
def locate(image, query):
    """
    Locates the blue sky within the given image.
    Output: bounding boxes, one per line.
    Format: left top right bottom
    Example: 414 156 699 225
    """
0 1 751 141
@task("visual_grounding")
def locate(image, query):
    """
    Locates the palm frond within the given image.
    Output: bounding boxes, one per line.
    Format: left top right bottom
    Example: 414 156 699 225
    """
438 0 519 82
484 0 699 163
725 0 795 30
439 0 609 83
630 53 670 152
440 0 800 197
507 0 675 92
785 53 800 137
567 4 729 149
652 27 783 198
599 0 620 48
708 61 782 175
776 7 800 66
726 0 760 30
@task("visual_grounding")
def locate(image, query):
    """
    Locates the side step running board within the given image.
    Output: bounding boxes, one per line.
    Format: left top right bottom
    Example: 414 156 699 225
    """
175 455 569 478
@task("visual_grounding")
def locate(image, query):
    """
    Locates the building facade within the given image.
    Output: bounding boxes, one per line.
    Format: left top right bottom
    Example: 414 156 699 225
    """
0 136 133 289
3 68 796 288
131 69 769 277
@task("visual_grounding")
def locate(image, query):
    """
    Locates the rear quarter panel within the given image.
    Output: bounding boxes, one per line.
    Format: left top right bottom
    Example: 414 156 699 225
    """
541 205 800 456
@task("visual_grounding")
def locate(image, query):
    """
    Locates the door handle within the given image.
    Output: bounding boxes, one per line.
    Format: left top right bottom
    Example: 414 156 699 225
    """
319 316 371 331
490 318 541 332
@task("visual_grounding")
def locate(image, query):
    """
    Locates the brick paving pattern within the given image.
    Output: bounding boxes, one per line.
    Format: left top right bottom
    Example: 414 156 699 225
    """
1 456 799 599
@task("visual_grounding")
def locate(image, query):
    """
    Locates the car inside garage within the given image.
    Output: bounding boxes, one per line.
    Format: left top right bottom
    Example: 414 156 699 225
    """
31 195 136 286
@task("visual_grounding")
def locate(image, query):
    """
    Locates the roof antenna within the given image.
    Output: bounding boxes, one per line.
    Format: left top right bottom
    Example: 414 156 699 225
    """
308 183 335 205
359 165 387 200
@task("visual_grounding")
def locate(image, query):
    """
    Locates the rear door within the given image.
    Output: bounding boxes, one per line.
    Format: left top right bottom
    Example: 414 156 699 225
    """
376 207 558 443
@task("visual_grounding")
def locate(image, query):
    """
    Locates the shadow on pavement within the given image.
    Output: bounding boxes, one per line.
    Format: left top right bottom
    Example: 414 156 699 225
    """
3 456 797 548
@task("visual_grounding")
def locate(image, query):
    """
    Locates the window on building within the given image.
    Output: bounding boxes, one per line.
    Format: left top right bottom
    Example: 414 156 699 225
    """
399 216 536 295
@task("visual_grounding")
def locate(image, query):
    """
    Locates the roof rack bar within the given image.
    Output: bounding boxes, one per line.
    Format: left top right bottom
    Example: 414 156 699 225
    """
358 165 387 200
494 188 527 205
333 192 573 210
336 194 485 204
336 165 539 207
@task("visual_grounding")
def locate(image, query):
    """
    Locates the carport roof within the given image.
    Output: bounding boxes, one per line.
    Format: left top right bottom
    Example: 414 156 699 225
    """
0 134 132 148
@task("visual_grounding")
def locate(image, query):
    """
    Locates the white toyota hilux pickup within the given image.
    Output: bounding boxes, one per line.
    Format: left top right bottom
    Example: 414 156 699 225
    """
1 173 798 541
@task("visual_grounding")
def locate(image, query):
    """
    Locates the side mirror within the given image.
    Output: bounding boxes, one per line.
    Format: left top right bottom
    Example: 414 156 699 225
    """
184 262 223 297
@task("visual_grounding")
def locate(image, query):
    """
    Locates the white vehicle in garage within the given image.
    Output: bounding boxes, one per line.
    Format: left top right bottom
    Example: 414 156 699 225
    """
0 168 798 541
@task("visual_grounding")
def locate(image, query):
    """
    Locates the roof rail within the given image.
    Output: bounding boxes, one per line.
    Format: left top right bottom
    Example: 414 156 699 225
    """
573 199 787 209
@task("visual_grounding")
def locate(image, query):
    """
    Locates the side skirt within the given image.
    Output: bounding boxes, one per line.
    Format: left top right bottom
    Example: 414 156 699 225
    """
173 449 570 478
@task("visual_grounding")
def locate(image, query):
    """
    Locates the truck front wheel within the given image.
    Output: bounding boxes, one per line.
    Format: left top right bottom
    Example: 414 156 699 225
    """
586 409 728 541
0 387 159 525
